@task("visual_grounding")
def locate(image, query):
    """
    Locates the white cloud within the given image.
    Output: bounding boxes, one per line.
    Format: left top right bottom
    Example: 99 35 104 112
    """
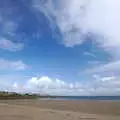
0 9 24 51
87 61 101 65
101 76 116 82
0 75 118 96
0 74 29 92
25 76 71 94
32 0 120 56
84 60 120 75
0 38 24 51
0 58 28 71
92 75 120 95
0 5 18 36
0 1 120 96
84 51 96 58
30 1 120 95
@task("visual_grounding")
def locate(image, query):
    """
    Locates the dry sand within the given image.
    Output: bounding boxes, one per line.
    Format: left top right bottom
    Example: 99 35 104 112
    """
0 99 120 120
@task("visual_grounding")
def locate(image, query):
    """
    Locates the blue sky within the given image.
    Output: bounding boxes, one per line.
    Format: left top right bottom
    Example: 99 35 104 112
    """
0 0 120 95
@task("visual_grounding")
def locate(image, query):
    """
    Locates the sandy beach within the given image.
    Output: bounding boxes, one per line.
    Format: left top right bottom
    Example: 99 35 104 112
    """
0 99 120 120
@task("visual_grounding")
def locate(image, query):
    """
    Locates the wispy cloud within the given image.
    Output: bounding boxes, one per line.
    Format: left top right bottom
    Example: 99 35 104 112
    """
84 51 96 58
0 58 28 71
87 61 101 65
0 2 19 36
84 60 120 76
0 5 24 51
0 38 24 51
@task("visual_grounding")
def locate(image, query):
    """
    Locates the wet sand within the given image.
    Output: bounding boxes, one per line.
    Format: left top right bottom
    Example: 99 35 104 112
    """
0 99 120 120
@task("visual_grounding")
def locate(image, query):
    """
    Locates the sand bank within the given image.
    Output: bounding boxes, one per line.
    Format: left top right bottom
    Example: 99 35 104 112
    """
0 99 120 120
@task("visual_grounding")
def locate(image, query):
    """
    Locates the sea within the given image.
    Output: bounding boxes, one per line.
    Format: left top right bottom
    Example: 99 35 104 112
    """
40 96 120 101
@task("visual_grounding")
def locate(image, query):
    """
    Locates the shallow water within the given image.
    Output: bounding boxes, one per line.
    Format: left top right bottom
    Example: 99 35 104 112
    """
39 96 120 101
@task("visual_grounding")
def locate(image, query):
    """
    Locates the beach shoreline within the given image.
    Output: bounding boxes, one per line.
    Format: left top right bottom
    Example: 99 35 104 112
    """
0 99 120 120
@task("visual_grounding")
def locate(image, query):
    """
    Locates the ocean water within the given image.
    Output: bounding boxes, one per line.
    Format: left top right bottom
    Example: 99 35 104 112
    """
40 96 120 101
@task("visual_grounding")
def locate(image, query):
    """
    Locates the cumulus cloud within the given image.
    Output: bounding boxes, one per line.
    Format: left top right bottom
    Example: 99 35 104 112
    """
25 76 77 95
0 58 28 71
0 75 119 96
0 38 24 51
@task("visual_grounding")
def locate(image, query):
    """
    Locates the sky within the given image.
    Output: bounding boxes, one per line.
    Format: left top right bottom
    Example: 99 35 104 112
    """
0 0 120 96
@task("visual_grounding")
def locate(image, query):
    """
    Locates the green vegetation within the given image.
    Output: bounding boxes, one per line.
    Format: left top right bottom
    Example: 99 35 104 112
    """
0 91 39 100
